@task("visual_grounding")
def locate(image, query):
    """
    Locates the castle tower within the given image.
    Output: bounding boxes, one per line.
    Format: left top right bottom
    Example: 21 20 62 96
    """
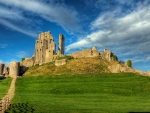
58 34 64 55
34 31 57 65
8 61 20 77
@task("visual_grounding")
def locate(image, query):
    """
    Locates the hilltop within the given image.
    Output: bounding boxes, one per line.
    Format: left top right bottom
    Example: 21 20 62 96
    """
23 56 143 76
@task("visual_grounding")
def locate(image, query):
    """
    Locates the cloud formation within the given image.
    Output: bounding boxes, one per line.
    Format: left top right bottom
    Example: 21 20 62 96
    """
0 0 80 35
16 51 31 58
66 4 150 59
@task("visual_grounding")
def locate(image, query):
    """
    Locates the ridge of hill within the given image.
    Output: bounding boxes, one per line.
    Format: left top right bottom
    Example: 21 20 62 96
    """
23 57 144 76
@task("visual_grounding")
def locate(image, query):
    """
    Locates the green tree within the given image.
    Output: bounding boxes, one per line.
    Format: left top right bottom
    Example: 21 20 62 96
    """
22 58 25 62
113 55 118 61
126 60 132 68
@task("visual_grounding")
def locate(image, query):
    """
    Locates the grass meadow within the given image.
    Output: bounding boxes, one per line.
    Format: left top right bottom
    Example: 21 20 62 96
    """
0 77 11 98
7 73 150 113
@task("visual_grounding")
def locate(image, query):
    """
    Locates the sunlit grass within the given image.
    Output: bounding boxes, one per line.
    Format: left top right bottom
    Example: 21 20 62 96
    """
10 73 150 113
0 78 12 98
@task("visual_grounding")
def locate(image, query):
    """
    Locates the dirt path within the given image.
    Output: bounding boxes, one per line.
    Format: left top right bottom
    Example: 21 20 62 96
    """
3 77 17 100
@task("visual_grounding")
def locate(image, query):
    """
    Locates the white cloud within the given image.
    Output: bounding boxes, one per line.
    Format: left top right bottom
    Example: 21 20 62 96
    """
66 4 150 57
0 0 80 33
146 56 150 61
0 44 7 48
16 51 30 58
0 18 37 37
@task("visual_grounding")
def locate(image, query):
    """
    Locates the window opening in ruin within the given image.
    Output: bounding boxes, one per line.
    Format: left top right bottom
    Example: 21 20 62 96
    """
37 41 38 43
40 49 41 51
50 40 52 43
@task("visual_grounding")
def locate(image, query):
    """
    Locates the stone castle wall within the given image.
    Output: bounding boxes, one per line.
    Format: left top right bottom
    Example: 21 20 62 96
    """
68 46 100 58
8 61 20 78
68 46 114 61
0 63 4 75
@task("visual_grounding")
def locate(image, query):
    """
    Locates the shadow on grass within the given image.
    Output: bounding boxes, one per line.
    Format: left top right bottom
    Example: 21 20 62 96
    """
5 103 35 113
0 75 6 80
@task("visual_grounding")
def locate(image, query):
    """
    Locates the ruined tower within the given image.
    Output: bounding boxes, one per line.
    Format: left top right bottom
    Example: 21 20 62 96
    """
58 34 64 55
8 61 20 77
22 31 65 67
34 31 56 65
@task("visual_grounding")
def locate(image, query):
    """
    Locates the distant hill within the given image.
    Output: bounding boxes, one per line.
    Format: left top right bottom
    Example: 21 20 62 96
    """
23 57 144 76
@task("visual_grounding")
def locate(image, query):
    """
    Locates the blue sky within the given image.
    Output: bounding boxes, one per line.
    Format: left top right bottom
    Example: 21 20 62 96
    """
0 0 150 72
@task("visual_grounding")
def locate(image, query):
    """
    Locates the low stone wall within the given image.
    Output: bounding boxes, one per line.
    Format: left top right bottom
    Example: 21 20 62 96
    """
22 56 35 67
55 59 66 66
108 63 144 75
0 97 10 112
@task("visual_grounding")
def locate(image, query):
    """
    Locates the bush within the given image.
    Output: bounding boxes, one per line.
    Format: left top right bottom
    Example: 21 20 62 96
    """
22 58 25 62
126 60 132 68
56 56 73 60
113 55 118 61
119 60 125 64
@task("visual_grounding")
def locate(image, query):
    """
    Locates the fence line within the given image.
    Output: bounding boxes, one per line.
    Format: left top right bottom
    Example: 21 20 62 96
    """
0 97 10 113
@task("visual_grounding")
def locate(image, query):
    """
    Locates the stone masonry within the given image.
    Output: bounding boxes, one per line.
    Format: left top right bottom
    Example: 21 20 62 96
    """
68 46 114 61
8 61 20 78
23 31 65 67
0 63 5 75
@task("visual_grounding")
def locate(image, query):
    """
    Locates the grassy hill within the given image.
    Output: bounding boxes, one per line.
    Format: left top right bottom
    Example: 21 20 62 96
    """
0 77 12 98
7 73 150 113
23 57 122 76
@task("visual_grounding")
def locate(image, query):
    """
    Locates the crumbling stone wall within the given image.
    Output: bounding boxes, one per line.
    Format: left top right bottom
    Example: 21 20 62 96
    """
55 59 66 66
101 47 114 61
0 63 4 75
68 46 100 58
22 55 35 67
8 61 20 78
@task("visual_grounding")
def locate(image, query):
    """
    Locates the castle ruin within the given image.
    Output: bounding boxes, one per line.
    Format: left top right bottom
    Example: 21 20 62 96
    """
68 46 114 61
22 31 65 67
0 30 117 78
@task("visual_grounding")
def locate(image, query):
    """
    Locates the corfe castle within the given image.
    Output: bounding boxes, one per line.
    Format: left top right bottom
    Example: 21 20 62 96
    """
0 31 115 78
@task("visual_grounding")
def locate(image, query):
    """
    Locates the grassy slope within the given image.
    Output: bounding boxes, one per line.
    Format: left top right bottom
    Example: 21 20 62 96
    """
10 73 150 113
23 57 113 76
0 78 12 98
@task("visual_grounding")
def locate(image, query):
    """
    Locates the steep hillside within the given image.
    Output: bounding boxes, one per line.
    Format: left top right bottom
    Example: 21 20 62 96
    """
23 57 110 76
23 57 142 76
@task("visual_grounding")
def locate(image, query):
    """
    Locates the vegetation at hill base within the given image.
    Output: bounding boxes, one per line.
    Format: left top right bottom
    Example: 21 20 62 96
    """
9 73 150 113
0 78 12 98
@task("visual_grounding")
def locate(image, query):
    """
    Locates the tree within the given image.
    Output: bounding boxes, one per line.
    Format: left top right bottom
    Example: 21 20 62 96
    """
126 60 132 68
113 55 118 61
22 58 25 62
119 60 125 64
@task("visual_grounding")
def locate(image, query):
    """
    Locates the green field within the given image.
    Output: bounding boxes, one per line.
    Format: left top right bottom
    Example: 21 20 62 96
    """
8 73 150 113
0 77 12 98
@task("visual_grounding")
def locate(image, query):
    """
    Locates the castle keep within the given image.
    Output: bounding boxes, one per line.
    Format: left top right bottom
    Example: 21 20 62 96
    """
22 31 65 67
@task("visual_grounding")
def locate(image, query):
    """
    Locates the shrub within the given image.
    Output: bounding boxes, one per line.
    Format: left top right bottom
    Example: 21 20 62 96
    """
126 60 132 68
22 58 25 62
113 55 118 61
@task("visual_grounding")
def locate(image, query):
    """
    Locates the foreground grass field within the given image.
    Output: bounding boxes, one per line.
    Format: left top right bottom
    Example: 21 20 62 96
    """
9 73 150 113
0 77 11 98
